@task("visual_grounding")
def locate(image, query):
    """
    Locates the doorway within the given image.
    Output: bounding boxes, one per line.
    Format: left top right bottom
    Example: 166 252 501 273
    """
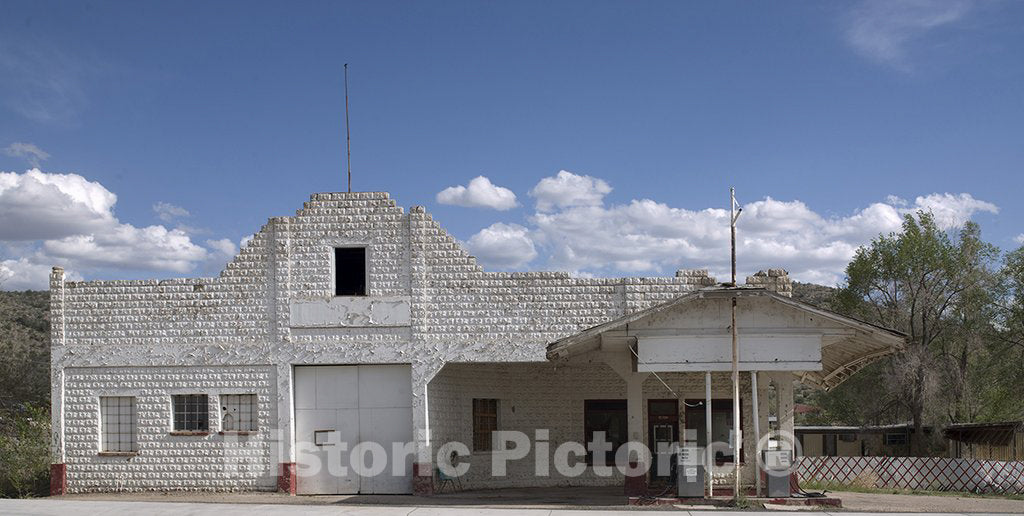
648 399 679 481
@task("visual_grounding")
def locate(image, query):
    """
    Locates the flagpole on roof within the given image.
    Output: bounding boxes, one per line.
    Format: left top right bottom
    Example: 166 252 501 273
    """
344 63 352 193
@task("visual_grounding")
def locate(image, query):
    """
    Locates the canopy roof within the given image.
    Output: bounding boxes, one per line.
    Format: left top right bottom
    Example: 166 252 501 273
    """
545 287 906 391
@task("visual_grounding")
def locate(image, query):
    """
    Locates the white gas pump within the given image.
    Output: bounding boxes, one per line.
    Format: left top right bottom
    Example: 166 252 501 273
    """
676 446 705 498
763 449 792 497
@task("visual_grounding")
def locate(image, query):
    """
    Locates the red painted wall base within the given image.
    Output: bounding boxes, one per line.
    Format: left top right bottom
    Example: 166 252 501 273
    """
277 462 296 494
50 463 67 496
412 462 434 496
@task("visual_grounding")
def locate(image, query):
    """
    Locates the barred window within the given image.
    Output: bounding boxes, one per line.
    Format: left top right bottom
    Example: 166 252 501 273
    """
220 394 257 432
172 394 209 432
472 398 499 451
100 396 136 452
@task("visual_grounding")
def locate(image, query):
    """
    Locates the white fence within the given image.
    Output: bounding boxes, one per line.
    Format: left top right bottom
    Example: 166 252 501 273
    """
795 456 1024 495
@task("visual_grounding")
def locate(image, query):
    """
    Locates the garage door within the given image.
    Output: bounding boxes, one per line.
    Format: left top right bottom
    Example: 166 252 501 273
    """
294 365 413 494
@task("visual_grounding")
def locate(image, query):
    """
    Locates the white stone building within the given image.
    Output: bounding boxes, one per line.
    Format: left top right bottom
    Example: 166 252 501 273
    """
48 191 904 497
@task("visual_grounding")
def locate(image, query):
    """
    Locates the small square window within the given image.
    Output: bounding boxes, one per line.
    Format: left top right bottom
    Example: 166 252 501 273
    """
472 398 499 452
335 247 366 296
885 432 908 446
100 396 136 452
220 394 258 432
172 394 209 432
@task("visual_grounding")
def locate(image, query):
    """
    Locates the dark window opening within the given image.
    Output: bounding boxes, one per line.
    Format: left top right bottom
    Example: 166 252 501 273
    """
334 247 366 296
684 398 744 464
472 398 499 451
584 399 627 464
173 394 209 432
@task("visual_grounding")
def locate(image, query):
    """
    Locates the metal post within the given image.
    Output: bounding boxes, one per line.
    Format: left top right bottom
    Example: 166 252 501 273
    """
751 371 761 497
705 371 713 498
730 187 741 499
344 63 352 193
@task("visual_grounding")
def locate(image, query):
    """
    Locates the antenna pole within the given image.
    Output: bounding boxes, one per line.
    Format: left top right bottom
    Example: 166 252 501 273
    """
730 187 741 501
344 63 352 193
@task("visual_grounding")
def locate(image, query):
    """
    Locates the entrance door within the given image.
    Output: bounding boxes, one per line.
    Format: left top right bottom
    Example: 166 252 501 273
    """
648 399 678 480
294 365 413 495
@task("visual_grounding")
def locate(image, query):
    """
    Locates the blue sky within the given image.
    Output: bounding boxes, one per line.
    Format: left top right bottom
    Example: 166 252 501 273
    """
1 0 1022 289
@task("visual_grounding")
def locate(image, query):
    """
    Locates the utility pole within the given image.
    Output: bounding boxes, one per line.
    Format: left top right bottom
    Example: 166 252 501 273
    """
730 187 742 500
344 63 352 193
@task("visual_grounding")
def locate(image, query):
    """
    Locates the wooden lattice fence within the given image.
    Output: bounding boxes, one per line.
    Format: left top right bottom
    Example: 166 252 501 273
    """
796 456 1024 495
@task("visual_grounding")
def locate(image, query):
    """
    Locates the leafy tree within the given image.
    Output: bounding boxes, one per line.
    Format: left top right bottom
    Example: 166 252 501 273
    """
834 213 1000 454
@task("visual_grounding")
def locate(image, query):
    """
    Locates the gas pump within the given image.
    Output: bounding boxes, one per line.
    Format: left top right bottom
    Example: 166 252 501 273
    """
763 449 792 497
676 445 704 498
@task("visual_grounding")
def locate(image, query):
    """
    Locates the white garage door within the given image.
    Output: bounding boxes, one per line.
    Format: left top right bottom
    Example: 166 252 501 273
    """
294 365 413 494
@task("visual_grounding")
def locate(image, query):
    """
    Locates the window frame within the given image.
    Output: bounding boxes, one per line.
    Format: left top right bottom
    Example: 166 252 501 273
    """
171 394 211 435
219 393 258 434
472 398 500 452
332 246 368 297
884 431 909 446
99 396 137 454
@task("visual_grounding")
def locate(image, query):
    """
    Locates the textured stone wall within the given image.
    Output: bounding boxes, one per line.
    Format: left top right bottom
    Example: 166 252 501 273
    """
52 191 778 493
427 362 763 489
62 366 277 493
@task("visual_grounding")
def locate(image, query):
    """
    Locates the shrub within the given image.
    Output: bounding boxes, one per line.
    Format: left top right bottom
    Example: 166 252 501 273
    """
0 404 51 498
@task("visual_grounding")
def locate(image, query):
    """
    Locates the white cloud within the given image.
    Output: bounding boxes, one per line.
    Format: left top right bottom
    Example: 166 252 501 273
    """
1014 234 1024 245
3 142 50 167
205 238 237 257
153 201 190 222
845 0 972 70
529 170 612 212
0 257 81 291
464 223 537 269
42 224 207 273
0 168 225 289
0 168 117 240
436 176 518 210
910 192 998 228
471 171 1000 285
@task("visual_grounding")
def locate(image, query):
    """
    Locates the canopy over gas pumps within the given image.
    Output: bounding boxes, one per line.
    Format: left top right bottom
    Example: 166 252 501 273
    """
546 287 906 390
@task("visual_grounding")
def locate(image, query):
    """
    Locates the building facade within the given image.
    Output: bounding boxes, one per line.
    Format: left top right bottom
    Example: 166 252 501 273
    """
49 191 904 496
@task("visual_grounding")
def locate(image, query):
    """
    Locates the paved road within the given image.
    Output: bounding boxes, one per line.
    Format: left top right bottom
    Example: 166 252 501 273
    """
0 499 1020 516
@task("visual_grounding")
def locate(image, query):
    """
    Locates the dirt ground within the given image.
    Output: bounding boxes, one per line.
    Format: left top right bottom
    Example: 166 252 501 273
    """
829 489 1024 513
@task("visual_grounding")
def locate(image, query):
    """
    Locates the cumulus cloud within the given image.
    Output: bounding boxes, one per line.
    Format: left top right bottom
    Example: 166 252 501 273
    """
0 169 117 240
0 257 81 291
436 176 518 210
42 224 207 273
205 238 237 257
464 223 537 269
153 201 190 222
469 170 999 285
1015 234 1024 245
529 170 612 212
0 168 226 289
844 0 972 70
3 142 50 167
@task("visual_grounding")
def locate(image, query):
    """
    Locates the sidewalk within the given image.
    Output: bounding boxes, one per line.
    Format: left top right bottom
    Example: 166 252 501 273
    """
3 498 1024 516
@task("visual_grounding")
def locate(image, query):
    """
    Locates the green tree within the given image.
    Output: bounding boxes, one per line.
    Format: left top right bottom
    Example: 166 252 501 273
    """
834 213 999 454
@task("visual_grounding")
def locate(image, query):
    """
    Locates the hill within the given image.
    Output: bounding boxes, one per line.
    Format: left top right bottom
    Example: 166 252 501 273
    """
0 291 50 411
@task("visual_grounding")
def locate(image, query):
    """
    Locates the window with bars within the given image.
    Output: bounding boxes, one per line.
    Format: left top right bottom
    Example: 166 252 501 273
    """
220 394 257 432
100 396 136 452
472 398 499 452
172 394 209 432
